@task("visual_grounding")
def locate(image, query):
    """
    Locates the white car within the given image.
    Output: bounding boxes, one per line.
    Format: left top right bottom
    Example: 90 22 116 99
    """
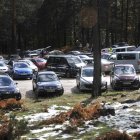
18 59 38 72
76 65 107 92
0 62 9 73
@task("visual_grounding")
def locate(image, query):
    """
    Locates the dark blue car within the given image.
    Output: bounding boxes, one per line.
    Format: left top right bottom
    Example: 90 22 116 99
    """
0 74 21 100
11 62 33 79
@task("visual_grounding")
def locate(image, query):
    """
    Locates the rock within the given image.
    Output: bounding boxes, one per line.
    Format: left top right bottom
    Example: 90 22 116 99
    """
121 99 136 104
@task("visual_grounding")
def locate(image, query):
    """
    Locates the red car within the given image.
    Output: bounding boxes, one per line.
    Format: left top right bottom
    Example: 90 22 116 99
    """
30 58 47 70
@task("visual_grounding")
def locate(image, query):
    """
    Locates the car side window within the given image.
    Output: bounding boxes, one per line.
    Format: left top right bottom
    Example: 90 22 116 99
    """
60 58 68 66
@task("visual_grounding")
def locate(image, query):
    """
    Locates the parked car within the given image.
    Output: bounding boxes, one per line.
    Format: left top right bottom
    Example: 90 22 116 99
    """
66 51 81 55
76 65 107 92
110 64 140 90
0 55 4 60
88 59 114 74
30 58 47 70
10 62 33 79
101 59 114 74
18 59 38 73
32 71 64 96
0 62 9 73
46 55 86 78
0 73 21 100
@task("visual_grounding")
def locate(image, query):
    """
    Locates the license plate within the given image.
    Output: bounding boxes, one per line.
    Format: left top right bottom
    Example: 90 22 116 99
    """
46 89 55 92
21 73 27 75
5 91 10 94
123 82 131 85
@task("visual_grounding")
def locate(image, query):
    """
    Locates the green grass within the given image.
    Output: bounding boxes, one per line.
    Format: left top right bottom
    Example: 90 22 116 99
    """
16 93 91 116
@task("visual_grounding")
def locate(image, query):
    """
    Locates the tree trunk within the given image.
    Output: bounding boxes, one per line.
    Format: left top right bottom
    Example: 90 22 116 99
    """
12 0 17 54
92 0 101 98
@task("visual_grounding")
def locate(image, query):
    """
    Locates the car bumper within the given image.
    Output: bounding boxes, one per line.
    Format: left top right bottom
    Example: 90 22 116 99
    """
0 92 21 100
80 82 107 91
36 88 64 95
114 80 140 89
13 73 33 79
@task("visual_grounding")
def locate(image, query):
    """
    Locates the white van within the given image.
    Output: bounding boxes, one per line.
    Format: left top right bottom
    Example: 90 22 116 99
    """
113 51 140 72
101 45 136 53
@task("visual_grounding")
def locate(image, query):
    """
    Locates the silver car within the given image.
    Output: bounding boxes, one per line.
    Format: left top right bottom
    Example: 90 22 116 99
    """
76 66 107 92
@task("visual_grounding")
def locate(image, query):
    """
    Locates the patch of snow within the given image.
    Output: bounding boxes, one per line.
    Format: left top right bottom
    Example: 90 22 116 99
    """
98 101 140 134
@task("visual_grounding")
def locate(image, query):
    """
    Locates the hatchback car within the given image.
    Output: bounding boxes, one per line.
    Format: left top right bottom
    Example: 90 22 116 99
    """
10 62 33 79
18 59 38 73
110 64 140 90
76 66 107 92
0 74 21 100
32 71 64 96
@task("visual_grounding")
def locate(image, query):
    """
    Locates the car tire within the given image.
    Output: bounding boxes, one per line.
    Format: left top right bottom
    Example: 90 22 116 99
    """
16 94 21 101
112 83 117 90
33 85 35 91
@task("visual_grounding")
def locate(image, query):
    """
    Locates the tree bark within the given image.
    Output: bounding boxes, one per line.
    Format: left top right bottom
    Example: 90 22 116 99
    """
12 0 17 54
92 0 101 98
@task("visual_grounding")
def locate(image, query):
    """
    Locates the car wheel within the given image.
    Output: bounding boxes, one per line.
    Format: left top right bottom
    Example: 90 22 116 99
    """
33 85 35 91
16 94 21 101
78 84 83 92
112 83 117 90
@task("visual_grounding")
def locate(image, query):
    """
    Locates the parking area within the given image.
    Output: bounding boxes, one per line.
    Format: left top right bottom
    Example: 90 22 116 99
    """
16 75 111 99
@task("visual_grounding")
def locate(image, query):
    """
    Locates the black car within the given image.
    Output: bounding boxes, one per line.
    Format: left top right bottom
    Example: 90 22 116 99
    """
0 74 21 100
110 64 140 90
46 55 86 78
32 71 64 96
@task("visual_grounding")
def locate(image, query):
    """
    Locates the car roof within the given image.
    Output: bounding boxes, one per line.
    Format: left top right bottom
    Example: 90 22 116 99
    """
48 55 79 58
38 71 56 75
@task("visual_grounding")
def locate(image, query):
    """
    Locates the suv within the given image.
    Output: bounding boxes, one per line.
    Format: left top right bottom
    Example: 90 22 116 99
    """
46 55 86 78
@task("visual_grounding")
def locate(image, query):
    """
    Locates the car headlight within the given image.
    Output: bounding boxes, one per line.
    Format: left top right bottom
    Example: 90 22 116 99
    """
114 76 120 81
35 67 38 71
57 84 62 89
14 88 20 93
134 76 139 81
80 78 89 85
14 70 19 74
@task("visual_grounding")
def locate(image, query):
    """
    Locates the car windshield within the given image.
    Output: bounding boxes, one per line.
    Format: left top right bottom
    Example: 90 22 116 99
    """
67 57 82 64
0 63 5 67
35 59 46 63
82 68 93 77
0 77 12 86
14 63 28 68
38 74 58 82
114 66 135 75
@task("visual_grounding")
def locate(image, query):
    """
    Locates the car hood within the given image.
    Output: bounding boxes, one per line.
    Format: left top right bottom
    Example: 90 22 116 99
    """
82 77 93 83
116 74 136 80
14 68 32 72
37 81 62 86
0 86 15 92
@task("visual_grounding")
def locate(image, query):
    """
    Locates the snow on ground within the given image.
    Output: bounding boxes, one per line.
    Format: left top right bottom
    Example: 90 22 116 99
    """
98 101 140 134
21 101 140 139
